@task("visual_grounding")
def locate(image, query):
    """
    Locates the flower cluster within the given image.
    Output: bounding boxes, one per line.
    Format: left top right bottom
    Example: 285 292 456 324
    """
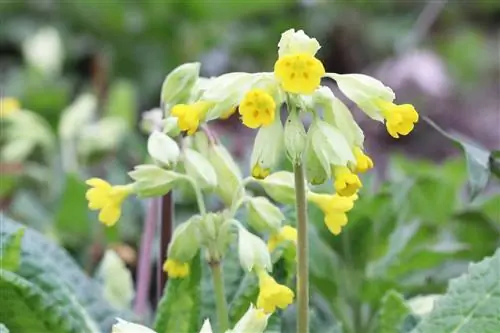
84 28 418 333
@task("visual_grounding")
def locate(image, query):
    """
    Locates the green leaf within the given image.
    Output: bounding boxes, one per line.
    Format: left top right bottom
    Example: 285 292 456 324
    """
228 272 259 325
104 79 138 129
412 249 500 333
0 269 100 333
0 228 25 272
153 254 201 333
378 290 411 333
0 217 129 332
424 117 490 199
54 173 92 247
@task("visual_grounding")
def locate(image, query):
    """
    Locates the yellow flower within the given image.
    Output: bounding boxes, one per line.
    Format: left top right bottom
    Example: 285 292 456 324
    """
256 269 294 313
0 97 21 118
352 147 373 173
171 101 212 135
324 212 348 235
268 225 297 252
85 178 132 227
333 166 362 197
274 53 325 94
163 259 190 278
220 106 237 120
252 163 271 179
376 99 418 138
239 89 276 129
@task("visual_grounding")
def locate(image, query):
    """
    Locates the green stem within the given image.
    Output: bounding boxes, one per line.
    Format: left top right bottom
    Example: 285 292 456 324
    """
210 261 229 333
186 176 206 215
294 162 309 333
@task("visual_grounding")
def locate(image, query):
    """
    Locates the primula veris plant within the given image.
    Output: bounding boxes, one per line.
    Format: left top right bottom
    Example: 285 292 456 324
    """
85 28 418 333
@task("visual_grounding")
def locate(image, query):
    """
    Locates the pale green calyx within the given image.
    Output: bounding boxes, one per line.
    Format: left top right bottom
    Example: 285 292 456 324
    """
256 171 296 204
237 225 272 272
308 118 355 179
313 87 364 148
247 196 284 233
207 143 243 206
168 216 202 262
325 73 395 122
128 164 183 197
161 62 201 108
250 114 284 178
230 304 270 333
198 213 234 262
305 133 328 185
277 28 321 58
183 148 218 189
97 249 134 309
283 109 307 163
147 131 180 168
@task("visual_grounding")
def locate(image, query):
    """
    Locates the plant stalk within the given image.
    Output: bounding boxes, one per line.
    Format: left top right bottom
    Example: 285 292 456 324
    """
294 161 309 333
210 261 229 333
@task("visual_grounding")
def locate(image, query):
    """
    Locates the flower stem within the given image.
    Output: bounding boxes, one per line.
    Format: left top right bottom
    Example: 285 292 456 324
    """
210 261 229 333
294 161 309 333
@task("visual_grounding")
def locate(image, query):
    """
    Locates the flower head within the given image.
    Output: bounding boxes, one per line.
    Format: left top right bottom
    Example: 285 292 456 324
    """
308 192 356 235
352 147 373 173
163 259 190 278
171 101 212 135
1 98 21 118
256 269 294 313
86 178 132 227
274 53 325 94
268 225 297 252
376 99 419 138
333 166 362 197
239 89 276 128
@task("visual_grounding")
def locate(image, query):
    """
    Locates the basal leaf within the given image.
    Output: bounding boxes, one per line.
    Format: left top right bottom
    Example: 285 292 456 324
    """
378 290 411 333
0 228 25 272
412 249 500 333
153 254 201 333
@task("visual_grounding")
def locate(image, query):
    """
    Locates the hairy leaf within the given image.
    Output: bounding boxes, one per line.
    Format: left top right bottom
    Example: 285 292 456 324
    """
0 228 24 272
378 290 410 333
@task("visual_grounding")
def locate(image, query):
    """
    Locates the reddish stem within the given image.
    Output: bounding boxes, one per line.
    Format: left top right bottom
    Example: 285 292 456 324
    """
157 192 174 304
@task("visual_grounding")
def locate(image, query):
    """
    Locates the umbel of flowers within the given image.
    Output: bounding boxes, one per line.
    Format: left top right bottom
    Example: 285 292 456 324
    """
86 29 418 333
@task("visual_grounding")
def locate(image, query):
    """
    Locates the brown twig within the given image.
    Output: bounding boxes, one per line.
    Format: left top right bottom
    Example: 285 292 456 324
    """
157 192 174 304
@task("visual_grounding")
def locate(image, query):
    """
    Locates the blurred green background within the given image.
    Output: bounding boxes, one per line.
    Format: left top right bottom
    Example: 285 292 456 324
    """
1 1 499 332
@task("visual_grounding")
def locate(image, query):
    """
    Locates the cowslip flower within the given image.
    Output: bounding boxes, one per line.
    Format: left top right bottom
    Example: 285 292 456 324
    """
170 101 213 135
333 166 362 197
308 192 356 235
274 29 325 94
85 178 133 227
352 146 374 173
268 225 297 252
0 97 21 118
239 89 276 128
163 258 190 278
256 268 294 313
327 73 418 138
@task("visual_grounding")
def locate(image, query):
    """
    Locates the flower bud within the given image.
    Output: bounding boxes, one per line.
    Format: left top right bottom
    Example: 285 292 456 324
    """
238 227 272 272
255 171 295 204
284 110 307 163
277 28 321 58
168 216 201 262
326 73 395 121
183 148 218 189
308 119 355 179
147 131 180 168
207 144 243 206
199 213 233 262
250 115 284 179
231 304 270 333
247 196 284 233
97 249 134 309
314 87 364 148
161 62 200 108
128 164 183 197
112 318 156 333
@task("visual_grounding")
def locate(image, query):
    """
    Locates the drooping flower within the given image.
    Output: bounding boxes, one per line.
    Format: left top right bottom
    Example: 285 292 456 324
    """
163 258 190 278
352 147 374 173
376 99 419 138
0 97 21 118
239 89 276 128
308 192 356 235
268 225 297 252
333 166 362 197
324 212 348 236
274 53 325 94
86 178 132 227
252 163 271 179
171 101 212 135
256 268 294 314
